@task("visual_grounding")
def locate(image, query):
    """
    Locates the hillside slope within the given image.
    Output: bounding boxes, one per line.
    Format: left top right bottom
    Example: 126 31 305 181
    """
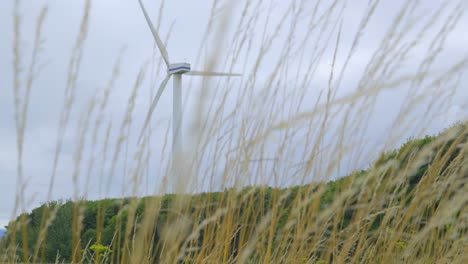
1 123 467 263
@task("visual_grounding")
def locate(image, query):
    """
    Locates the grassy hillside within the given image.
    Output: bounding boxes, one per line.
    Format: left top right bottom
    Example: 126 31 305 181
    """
1 123 466 263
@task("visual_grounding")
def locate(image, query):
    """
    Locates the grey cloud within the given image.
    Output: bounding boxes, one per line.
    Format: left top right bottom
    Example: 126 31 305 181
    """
0 0 467 226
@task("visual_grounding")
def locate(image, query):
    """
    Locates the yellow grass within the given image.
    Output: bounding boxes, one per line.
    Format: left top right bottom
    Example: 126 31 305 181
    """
1 0 467 263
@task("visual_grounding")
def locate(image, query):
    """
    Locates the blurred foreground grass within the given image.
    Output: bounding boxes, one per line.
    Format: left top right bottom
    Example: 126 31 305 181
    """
1 123 467 263
2 0 468 263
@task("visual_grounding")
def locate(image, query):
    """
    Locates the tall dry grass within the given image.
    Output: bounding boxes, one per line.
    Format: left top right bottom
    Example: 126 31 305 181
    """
1 0 467 263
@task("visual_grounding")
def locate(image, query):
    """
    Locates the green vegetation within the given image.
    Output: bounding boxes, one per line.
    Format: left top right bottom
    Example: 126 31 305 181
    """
1 123 466 263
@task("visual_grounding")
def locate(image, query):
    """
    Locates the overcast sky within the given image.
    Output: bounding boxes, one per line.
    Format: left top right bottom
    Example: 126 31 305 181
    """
1 0 467 228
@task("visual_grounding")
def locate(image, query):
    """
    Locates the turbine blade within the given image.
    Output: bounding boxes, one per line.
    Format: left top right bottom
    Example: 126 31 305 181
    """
185 70 242 77
138 0 170 67
138 74 172 143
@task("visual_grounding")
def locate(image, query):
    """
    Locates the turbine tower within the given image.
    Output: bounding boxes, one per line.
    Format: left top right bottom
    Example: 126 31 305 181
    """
138 0 241 160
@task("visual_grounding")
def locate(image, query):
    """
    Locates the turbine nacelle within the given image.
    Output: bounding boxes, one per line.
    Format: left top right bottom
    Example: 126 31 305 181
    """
168 63 191 74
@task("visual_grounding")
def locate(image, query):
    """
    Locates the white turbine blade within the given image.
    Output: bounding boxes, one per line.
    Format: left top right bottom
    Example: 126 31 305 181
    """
185 70 242 77
138 74 171 143
138 0 170 67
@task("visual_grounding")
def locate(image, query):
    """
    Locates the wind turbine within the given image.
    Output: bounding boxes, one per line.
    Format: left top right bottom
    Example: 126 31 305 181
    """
138 0 241 160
